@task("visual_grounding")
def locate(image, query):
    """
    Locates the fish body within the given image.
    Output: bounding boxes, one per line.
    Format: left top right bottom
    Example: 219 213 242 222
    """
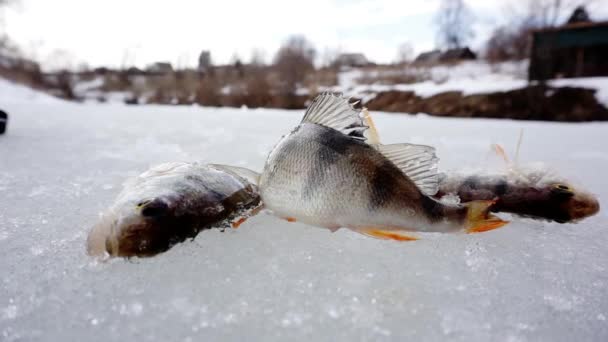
87 162 261 257
436 169 600 223
259 94 505 238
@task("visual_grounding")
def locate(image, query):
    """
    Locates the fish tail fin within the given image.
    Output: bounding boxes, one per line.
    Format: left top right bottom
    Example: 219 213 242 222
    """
464 200 509 233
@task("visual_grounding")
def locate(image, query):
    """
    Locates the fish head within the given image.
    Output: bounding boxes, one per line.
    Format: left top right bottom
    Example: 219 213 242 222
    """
87 190 229 258
549 183 600 223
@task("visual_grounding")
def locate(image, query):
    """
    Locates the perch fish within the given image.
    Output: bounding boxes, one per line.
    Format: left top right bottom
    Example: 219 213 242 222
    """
258 93 508 240
436 145 600 223
87 162 261 257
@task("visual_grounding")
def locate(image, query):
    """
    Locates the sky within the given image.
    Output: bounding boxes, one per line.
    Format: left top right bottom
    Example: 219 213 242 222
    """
1 0 607 70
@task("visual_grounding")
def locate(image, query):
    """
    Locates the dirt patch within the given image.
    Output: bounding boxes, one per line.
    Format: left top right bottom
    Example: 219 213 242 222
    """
364 85 608 121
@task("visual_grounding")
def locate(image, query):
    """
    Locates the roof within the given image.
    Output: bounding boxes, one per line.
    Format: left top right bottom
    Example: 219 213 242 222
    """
414 50 441 63
532 20 608 33
533 21 608 48
440 47 476 61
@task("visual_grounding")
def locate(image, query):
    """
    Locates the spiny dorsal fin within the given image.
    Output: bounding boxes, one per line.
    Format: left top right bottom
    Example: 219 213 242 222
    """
375 143 440 196
209 164 260 185
302 93 368 141
362 108 381 144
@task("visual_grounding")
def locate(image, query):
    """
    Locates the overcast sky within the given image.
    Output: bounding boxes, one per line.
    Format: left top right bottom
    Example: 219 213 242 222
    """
2 0 608 70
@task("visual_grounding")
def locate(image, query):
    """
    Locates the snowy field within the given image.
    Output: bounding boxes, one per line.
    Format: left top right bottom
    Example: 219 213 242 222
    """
1 81 608 341
333 61 608 105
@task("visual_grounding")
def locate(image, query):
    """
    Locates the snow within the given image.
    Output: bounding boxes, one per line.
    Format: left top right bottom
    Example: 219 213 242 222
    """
0 78 64 105
335 61 608 106
1 83 608 341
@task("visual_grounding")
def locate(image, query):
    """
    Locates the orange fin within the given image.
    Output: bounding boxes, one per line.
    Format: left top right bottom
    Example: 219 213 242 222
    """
492 143 510 165
465 200 509 234
362 108 381 144
231 217 248 229
284 217 297 223
357 228 419 241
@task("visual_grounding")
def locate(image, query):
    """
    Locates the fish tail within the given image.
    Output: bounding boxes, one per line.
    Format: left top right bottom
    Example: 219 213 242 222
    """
464 200 509 233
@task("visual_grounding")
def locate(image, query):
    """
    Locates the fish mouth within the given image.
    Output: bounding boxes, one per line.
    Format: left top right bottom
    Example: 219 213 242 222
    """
86 212 118 257
563 193 600 222
86 211 150 258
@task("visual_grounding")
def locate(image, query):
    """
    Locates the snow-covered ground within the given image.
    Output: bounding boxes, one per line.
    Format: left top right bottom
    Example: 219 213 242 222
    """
1 81 607 341
0 78 63 105
334 61 608 106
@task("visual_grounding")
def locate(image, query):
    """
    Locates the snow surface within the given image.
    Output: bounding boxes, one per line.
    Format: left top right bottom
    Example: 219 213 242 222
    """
335 61 608 106
0 79 64 105
1 85 608 341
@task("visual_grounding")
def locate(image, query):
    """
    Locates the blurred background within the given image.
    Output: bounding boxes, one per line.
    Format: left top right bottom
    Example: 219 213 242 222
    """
1 0 607 120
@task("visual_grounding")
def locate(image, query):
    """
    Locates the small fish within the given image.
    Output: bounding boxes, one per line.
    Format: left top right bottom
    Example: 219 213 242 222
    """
87 162 261 257
258 93 508 240
436 165 600 223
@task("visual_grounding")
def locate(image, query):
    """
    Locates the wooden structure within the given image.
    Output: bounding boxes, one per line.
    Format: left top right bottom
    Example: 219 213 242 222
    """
529 21 608 80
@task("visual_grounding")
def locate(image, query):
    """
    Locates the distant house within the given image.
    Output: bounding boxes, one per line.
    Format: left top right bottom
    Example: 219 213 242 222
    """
414 47 476 64
198 50 212 73
126 66 145 76
93 67 110 75
335 53 369 67
146 62 173 75
414 50 441 64
439 47 477 62
529 7 608 80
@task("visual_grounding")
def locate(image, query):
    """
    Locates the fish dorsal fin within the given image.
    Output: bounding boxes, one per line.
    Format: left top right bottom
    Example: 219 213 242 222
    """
209 164 260 185
362 108 381 144
302 93 368 141
376 143 440 196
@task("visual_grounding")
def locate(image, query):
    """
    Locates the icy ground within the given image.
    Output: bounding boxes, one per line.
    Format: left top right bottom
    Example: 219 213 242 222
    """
1 94 607 341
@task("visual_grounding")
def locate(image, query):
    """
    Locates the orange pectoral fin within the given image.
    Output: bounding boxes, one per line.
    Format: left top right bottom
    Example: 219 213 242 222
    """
284 217 297 223
357 228 419 241
467 217 509 233
465 200 509 234
231 217 248 229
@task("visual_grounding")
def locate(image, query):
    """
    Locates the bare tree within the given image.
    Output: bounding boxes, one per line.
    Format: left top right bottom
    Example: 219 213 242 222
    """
484 26 530 62
0 0 17 33
319 46 341 69
395 42 414 64
435 0 475 50
273 35 316 95
249 48 266 66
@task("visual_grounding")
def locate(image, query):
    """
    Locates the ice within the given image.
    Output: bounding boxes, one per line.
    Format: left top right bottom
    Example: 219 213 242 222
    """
1 83 608 341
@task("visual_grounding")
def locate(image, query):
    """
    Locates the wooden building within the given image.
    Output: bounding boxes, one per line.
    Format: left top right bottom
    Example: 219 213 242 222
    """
529 20 608 80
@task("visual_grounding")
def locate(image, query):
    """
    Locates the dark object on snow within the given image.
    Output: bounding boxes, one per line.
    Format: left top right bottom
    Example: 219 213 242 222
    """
364 85 608 122
0 110 7 134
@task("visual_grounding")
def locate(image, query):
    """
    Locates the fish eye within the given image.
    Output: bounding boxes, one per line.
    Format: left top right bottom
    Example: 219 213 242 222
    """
551 184 574 197
140 199 170 218
136 200 151 208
